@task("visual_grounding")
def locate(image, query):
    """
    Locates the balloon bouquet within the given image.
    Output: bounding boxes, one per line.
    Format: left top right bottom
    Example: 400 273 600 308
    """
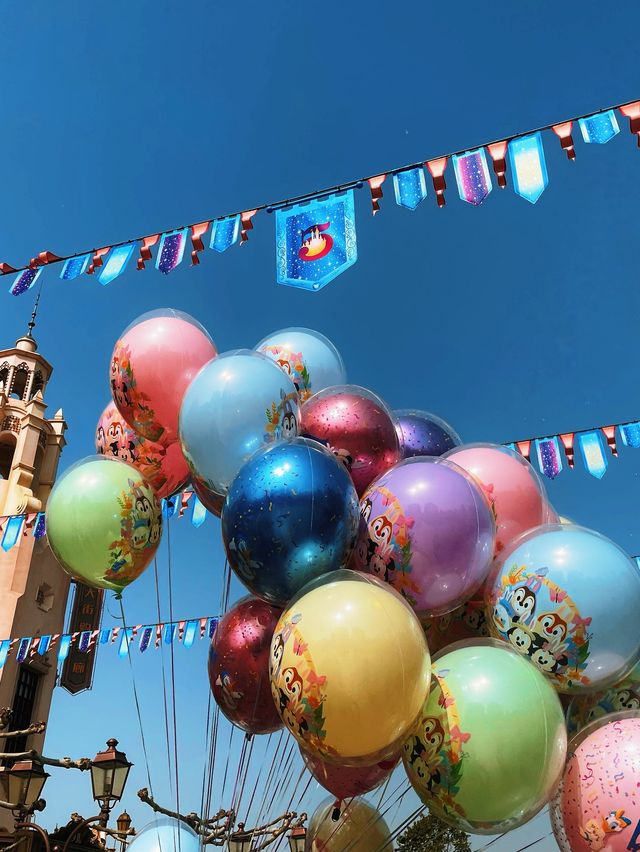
44 313 640 849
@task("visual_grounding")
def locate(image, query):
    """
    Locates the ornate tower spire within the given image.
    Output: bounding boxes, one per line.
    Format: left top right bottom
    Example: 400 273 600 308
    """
25 288 41 341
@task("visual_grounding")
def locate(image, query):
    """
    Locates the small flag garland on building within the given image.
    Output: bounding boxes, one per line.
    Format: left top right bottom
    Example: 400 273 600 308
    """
0 615 220 670
1 417 640 551
2 98 640 295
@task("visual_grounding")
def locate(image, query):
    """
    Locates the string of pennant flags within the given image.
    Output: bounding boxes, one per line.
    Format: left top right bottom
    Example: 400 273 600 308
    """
1 416 639 554
5 98 640 295
0 613 220 672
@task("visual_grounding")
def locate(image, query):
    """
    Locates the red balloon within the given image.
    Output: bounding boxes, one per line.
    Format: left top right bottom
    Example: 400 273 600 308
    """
301 386 400 496
193 476 224 518
95 403 189 499
301 747 399 801
208 596 283 735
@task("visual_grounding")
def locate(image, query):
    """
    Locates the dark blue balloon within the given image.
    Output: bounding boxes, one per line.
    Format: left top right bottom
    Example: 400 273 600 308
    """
394 409 461 459
222 438 360 606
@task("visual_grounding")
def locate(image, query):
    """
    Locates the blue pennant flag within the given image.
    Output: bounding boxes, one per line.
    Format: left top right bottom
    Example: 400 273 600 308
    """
183 620 198 648
156 229 188 274
508 133 548 204
579 431 608 478
2 516 23 551
210 216 240 252
37 635 51 656
162 496 178 519
393 168 428 210
33 513 46 540
0 641 10 669
60 254 90 280
191 496 207 528
118 628 134 658
16 638 31 663
78 631 92 652
98 244 135 286
579 110 620 144
535 437 563 479
58 635 72 663
208 617 218 639
99 628 112 645
10 267 42 296
620 422 640 449
139 626 153 653
276 191 357 291
164 623 177 645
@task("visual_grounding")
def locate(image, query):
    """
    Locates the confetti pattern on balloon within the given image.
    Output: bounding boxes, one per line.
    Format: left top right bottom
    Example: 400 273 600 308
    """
556 713 640 852
393 167 428 210
394 409 461 459
452 148 492 205
156 228 188 274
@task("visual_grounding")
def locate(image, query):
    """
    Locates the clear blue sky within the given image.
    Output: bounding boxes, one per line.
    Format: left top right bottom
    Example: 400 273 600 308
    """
2 1 640 849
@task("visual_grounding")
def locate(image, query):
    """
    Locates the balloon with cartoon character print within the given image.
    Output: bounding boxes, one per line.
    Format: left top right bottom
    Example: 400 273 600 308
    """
300 747 400 802
300 385 400 497
353 457 495 618
110 309 217 445
255 327 346 403
403 639 566 835
443 443 550 558
305 797 393 852
179 349 301 496
46 456 162 593
485 524 640 694
270 570 431 766
554 712 640 852
222 438 360 606
96 402 189 500
394 409 461 459
208 596 283 735
566 660 640 735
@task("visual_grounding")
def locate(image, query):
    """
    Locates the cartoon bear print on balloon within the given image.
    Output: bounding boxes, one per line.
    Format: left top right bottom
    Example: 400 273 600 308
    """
489 565 592 690
356 488 415 601
104 478 161 585
270 615 329 755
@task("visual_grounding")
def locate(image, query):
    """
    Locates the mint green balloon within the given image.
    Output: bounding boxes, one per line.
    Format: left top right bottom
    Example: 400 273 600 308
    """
46 456 162 593
403 639 566 835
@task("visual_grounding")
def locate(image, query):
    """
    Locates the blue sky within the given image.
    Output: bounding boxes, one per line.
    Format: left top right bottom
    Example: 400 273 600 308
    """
2 1 640 848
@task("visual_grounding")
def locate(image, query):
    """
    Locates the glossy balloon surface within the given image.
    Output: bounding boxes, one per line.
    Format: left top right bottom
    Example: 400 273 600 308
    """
222 438 359 606
444 443 549 556
255 327 346 402
305 797 393 852
192 476 224 518
354 458 495 617
300 748 399 801
422 599 490 655
208 596 283 735
111 309 216 444
96 402 189 499
486 524 640 693
46 456 161 592
566 661 640 734
179 350 300 495
270 570 430 765
403 639 566 834
301 385 400 496
395 409 461 459
128 818 199 852
555 713 640 852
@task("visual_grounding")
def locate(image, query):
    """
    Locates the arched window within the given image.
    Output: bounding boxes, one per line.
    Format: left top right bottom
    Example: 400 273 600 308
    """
0 362 9 393
0 433 16 480
30 443 45 495
30 370 44 399
10 365 29 401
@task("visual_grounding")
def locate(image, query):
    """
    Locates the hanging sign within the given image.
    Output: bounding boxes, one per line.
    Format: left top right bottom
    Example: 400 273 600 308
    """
60 583 104 695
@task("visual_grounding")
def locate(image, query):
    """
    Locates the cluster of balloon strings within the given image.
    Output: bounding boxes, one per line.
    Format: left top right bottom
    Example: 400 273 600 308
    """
44 309 640 851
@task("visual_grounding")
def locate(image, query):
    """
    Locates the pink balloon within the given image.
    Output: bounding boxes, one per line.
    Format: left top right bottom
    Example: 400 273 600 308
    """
556 713 640 852
444 444 548 557
95 403 189 499
301 748 399 801
110 310 217 445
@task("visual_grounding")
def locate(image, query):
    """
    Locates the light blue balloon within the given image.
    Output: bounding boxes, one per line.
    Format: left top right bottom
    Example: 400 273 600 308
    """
128 818 199 852
179 349 300 495
255 327 346 401
485 524 640 694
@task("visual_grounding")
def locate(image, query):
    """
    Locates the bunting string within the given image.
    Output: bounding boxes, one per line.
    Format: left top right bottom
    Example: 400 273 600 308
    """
4 97 640 294
2 415 639 550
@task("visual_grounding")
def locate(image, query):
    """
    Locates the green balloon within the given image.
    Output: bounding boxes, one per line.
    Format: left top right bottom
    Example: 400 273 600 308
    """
403 639 566 835
46 456 162 593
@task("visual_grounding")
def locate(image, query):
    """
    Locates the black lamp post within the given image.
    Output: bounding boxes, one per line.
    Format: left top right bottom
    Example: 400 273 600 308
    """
90 739 132 826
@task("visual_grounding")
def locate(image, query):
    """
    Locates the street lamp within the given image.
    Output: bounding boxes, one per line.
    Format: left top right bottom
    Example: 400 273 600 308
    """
287 825 306 852
227 823 253 852
4 758 49 814
90 739 132 825
116 811 132 835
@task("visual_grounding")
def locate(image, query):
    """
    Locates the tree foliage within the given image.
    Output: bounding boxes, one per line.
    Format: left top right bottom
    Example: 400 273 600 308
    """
397 813 471 852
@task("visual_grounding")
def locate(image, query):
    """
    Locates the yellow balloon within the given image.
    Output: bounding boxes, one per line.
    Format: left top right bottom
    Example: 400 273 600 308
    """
270 570 431 766
306 797 393 852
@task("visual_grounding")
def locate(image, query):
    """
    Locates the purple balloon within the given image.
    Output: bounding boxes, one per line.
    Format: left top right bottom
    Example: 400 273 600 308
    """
354 457 495 617
394 409 461 459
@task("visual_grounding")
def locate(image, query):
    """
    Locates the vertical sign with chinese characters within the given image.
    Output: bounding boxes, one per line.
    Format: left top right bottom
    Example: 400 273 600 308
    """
60 584 104 695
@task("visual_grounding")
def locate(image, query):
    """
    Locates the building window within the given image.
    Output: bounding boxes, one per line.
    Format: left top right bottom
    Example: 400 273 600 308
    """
10 366 29 401
4 667 40 756
0 365 8 393
30 370 44 399
0 433 16 480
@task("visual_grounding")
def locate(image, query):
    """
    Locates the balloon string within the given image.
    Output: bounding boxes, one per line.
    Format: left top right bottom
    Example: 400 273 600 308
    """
220 722 236 812
270 764 308 852
241 731 272 825
154 556 175 798
166 518 182 852
198 692 213 850
250 730 286 832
